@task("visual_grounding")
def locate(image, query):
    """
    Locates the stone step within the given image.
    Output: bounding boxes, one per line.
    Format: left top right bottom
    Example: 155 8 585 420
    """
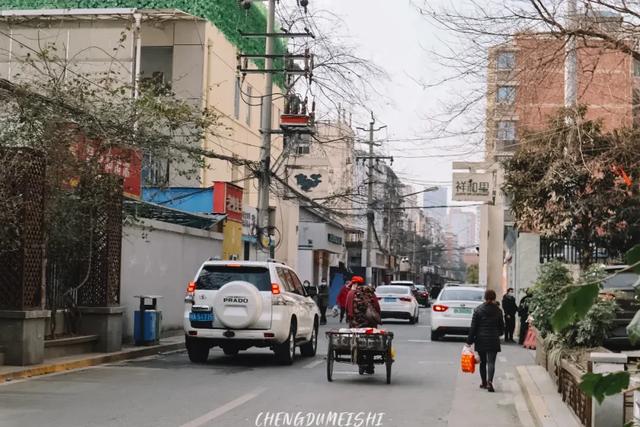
44 335 99 359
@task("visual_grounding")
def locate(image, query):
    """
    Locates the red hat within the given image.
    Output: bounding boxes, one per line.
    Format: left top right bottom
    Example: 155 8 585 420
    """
351 276 364 284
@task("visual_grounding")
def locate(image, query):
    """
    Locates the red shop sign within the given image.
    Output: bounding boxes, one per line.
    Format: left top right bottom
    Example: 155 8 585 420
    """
213 181 243 223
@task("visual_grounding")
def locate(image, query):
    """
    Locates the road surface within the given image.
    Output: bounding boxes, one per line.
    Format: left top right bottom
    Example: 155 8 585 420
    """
0 309 534 427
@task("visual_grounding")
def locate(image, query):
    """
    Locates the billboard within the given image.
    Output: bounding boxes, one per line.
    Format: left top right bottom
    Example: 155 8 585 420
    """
452 172 494 202
73 135 142 198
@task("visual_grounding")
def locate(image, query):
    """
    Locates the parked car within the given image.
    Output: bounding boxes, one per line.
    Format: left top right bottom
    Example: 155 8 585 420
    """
389 280 425 304
183 260 320 365
600 266 640 350
430 285 485 341
376 285 420 324
414 284 430 307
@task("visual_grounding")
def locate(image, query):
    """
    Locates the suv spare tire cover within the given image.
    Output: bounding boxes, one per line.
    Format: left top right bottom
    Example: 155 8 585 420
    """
212 281 263 329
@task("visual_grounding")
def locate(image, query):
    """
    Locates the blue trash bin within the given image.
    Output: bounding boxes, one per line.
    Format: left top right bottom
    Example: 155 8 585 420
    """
133 295 163 345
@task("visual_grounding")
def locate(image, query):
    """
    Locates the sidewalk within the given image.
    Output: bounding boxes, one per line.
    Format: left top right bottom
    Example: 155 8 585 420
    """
0 335 184 383
447 344 537 427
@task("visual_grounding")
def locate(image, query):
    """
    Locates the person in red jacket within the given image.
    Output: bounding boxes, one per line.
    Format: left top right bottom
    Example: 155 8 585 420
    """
345 276 382 374
337 281 352 323
346 276 381 328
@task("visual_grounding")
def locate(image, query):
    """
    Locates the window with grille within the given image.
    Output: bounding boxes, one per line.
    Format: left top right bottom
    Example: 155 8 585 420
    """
496 86 516 104
496 121 516 141
142 153 169 186
496 51 515 70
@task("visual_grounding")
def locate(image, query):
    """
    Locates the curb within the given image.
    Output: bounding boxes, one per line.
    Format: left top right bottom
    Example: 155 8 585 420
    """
516 365 581 427
0 341 185 383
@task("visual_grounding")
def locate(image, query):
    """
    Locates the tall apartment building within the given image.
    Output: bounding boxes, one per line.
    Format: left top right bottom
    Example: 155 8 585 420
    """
423 186 448 228
448 208 477 251
480 24 639 292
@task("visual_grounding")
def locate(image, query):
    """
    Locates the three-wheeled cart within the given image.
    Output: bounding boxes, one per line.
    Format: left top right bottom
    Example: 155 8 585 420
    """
326 329 394 384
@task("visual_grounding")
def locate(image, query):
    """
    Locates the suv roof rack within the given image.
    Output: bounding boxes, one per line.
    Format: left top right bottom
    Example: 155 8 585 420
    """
266 258 286 265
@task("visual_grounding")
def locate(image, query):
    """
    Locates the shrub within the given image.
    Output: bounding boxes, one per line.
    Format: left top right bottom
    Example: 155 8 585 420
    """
530 261 573 337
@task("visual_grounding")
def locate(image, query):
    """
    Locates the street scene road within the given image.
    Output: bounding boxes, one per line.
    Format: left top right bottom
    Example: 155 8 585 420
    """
0 311 533 427
3 1 640 426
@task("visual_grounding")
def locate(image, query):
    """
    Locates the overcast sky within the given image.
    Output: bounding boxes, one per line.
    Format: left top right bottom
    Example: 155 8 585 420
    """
315 0 485 205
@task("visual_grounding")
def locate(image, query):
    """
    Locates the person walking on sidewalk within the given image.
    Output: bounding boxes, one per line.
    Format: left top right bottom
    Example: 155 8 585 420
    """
336 280 352 323
318 279 329 325
502 287 518 343
467 289 504 393
518 289 532 345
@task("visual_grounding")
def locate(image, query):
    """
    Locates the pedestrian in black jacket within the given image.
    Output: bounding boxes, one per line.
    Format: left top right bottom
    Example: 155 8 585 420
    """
518 290 532 345
502 288 518 343
467 289 504 392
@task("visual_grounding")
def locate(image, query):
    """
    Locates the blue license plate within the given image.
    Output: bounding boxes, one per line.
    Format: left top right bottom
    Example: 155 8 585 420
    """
384 297 396 302
190 312 214 322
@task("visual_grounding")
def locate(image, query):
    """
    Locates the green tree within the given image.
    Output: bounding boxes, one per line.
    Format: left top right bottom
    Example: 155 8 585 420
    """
503 108 640 267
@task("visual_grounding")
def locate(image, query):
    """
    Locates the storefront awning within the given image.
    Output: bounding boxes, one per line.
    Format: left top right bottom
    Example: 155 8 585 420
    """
123 197 226 230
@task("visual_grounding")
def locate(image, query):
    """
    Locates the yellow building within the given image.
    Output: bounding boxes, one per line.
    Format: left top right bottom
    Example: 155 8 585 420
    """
0 8 300 266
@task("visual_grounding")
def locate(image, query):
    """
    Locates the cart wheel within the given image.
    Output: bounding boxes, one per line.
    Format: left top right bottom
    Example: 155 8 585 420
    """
386 349 392 384
327 341 334 382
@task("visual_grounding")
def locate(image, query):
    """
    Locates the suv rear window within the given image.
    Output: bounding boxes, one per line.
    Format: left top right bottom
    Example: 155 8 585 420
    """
439 289 484 302
196 266 271 291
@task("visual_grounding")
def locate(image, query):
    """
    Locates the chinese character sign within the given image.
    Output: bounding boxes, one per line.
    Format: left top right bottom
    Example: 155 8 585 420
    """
452 173 494 202
213 181 243 223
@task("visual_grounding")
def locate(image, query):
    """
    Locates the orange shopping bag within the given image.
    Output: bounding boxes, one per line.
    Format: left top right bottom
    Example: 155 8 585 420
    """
461 345 476 373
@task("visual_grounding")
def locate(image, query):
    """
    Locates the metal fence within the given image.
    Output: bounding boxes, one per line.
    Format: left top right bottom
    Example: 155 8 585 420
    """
559 360 592 426
0 148 46 310
540 237 620 265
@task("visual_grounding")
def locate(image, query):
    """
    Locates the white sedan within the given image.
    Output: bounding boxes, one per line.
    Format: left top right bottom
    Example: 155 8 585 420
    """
430 286 485 341
376 285 420 324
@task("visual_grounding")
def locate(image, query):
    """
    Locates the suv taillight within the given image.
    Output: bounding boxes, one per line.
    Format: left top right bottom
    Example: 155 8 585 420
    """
187 281 196 294
433 304 448 312
185 281 196 303
271 283 281 295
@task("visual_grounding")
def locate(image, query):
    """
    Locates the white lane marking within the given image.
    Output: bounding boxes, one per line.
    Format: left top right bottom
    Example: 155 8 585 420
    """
333 371 360 375
499 356 507 363
416 325 431 328
303 359 324 369
408 339 431 343
179 387 266 427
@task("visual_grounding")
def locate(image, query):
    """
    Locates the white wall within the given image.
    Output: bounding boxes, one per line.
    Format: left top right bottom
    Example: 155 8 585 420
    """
297 247 313 285
515 233 540 298
121 219 223 340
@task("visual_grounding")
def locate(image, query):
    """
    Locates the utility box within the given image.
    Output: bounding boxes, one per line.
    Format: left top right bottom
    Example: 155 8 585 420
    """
133 295 163 345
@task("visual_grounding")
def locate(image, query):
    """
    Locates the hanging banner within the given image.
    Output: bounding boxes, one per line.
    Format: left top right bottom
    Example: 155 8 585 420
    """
452 172 493 202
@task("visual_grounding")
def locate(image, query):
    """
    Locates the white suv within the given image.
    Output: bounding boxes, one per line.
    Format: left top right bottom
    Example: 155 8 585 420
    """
183 260 320 365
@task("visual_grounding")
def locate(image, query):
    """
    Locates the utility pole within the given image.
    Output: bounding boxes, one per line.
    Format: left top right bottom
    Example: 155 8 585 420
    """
356 113 389 286
257 0 276 255
365 119 375 286
237 0 314 258
411 221 417 282
565 0 577 108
